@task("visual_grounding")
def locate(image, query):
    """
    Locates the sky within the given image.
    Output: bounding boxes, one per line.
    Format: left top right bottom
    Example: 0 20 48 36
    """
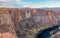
0 0 60 8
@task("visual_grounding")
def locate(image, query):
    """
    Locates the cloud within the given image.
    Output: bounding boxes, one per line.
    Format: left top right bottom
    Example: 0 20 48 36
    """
16 0 29 5
0 0 18 7
0 0 31 8
16 0 31 7
0 0 7 2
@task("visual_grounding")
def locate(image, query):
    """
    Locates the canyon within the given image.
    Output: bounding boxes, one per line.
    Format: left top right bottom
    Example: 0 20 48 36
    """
0 8 60 38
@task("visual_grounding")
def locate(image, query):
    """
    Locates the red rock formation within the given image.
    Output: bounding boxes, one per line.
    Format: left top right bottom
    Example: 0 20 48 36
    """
0 8 17 38
0 33 17 38
51 31 60 38
0 8 60 38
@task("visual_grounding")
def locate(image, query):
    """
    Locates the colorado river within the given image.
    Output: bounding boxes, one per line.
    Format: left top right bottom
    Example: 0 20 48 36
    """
36 25 60 38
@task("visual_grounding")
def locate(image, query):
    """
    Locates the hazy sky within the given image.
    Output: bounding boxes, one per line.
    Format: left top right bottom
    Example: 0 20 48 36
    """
0 0 60 8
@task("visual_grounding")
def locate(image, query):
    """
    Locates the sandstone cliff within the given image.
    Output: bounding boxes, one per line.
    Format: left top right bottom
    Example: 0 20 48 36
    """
0 8 60 38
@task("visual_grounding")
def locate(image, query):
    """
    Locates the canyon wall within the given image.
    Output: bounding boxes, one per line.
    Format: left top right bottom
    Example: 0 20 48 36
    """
0 8 60 38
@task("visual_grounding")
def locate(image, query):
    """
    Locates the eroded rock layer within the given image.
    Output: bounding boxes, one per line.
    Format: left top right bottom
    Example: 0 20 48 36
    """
0 8 60 38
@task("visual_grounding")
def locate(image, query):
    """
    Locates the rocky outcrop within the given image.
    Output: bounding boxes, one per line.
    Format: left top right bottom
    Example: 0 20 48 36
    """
0 8 17 38
0 8 60 38
0 33 17 38
51 31 60 38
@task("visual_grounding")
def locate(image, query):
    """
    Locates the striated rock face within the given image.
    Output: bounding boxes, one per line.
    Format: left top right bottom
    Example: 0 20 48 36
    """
51 31 60 38
0 12 15 33
0 8 60 38
54 31 60 38
0 9 17 38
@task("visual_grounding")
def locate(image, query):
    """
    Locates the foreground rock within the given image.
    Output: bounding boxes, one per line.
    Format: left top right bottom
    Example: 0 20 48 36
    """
0 33 17 38
51 31 60 38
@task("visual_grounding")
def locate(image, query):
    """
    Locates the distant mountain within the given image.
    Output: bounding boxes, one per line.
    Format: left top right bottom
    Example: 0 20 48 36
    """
38 7 60 10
